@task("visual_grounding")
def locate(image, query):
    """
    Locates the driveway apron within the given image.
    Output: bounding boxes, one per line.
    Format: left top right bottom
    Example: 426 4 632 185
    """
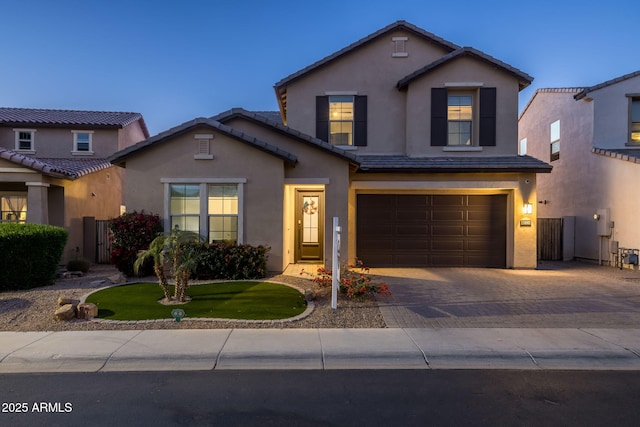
373 261 640 328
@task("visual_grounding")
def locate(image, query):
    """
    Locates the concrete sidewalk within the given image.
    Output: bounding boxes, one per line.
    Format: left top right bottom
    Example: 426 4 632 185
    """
2 328 640 373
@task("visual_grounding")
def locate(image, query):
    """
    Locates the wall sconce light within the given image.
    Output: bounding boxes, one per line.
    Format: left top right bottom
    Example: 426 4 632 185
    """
523 203 533 215
593 213 600 221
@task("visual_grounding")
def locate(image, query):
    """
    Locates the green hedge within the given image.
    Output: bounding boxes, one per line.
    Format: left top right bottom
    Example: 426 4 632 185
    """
193 242 270 280
0 223 69 291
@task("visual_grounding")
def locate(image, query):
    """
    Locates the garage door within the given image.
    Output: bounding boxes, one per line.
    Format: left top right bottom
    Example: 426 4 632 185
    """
356 194 507 267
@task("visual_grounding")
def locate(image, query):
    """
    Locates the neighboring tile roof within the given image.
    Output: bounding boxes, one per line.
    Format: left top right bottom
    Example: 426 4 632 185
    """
0 107 149 137
109 117 298 166
0 147 113 179
592 147 640 164
575 70 640 100
397 47 533 91
356 154 552 173
274 20 459 90
212 108 360 165
252 111 283 125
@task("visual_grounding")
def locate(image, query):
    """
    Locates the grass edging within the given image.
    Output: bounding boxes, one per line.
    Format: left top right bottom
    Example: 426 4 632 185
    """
80 279 315 324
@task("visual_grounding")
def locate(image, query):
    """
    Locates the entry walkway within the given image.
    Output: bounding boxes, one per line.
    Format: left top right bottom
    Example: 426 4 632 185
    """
373 261 640 328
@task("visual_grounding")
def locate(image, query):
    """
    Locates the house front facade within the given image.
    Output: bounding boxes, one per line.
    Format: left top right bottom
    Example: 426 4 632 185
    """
519 70 640 264
0 108 149 262
112 21 550 272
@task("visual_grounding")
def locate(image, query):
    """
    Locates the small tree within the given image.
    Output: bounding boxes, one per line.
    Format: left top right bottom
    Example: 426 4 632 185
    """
134 234 171 301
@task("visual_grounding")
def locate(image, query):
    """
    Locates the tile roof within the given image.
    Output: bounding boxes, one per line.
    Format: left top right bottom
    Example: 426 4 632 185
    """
212 108 359 165
397 47 533 91
356 154 552 173
0 107 149 137
592 147 640 164
109 117 298 166
575 69 640 100
0 147 113 179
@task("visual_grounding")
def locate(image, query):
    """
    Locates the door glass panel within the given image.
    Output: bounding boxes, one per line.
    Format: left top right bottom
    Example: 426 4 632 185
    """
302 196 319 244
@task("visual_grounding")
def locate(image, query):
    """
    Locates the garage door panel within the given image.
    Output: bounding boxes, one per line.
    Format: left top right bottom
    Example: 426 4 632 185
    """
357 194 506 268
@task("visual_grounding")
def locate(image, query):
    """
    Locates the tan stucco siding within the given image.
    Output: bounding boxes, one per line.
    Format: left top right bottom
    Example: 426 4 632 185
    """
284 29 451 154
589 75 640 149
121 129 286 271
405 56 521 156
118 122 148 151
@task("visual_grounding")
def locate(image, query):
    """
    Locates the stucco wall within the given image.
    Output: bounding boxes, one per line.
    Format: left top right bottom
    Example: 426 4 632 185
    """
0 127 121 158
121 127 286 271
589 74 640 148
284 28 450 154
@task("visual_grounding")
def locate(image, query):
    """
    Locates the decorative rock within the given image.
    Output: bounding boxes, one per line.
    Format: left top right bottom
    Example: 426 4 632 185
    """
304 289 316 301
77 303 99 319
108 273 127 284
54 304 76 321
61 271 84 278
57 297 80 307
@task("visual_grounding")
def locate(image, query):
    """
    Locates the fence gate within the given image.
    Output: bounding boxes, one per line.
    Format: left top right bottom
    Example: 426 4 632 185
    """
96 219 112 264
537 218 563 261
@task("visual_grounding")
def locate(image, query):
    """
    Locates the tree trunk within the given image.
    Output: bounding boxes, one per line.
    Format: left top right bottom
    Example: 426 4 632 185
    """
154 265 171 301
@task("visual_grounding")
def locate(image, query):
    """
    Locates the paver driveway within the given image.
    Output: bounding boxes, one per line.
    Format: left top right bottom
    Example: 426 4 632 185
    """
372 261 640 328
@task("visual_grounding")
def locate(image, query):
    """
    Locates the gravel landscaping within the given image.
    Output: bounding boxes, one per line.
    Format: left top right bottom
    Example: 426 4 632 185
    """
0 265 386 331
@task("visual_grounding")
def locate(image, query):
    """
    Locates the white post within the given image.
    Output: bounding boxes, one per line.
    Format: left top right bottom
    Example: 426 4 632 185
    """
331 217 341 310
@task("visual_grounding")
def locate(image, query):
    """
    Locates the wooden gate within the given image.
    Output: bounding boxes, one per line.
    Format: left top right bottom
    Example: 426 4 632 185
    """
537 218 562 261
96 219 112 264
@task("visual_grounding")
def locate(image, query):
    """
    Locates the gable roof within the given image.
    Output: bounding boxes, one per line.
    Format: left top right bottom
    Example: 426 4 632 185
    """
518 88 583 120
109 117 297 166
273 20 460 121
397 46 533 91
357 154 552 173
0 147 113 179
211 108 360 166
0 107 150 138
574 69 640 100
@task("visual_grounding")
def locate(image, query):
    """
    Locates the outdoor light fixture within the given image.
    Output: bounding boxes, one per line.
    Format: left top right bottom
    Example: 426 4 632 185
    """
523 203 533 215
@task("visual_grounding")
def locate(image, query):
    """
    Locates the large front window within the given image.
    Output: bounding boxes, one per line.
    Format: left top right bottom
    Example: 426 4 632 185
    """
329 95 354 146
170 184 200 234
631 98 640 143
448 95 472 145
0 194 27 223
208 185 238 242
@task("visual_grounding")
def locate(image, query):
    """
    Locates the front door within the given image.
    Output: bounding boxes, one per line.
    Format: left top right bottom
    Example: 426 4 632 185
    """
295 190 324 262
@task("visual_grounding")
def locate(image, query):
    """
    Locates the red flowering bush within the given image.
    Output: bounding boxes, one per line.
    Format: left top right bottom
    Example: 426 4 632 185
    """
109 211 163 276
313 258 391 298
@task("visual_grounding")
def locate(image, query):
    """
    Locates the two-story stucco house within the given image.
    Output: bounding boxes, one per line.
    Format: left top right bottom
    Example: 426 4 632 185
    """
0 108 149 262
519 70 640 265
111 21 551 272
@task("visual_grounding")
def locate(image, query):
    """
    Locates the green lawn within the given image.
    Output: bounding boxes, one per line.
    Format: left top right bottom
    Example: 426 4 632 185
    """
85 281 307 321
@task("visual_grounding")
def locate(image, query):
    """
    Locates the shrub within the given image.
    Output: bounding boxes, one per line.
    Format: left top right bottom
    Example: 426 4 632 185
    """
66 257 92 273
109 211 163 276
194 242 270 280
0 223 69 291
313 258 391 298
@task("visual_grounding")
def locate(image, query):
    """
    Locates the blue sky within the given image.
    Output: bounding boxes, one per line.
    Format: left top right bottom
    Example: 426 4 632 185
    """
1 0 637 135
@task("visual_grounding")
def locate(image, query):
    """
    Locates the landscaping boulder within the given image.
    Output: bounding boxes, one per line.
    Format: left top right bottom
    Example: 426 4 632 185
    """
108 272 127 284
57 297 80 307
304 289 316 301
77 303 98 319
54 304 76 320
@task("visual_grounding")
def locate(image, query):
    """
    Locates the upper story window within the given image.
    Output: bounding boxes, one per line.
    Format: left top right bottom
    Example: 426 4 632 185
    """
447 95 473 146
14 129 36 152
72 131 94 155
316 95 367 147
550 120 560 161
329 96 354 146
519 138 527 155
630 97 640 143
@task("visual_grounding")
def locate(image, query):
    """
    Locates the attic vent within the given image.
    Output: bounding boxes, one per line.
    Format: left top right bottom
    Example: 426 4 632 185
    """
392 37 408 58
194 133 214 160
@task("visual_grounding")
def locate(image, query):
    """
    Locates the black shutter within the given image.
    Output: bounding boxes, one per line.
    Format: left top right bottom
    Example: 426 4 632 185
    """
316 96 329 142
431 88 448 146
354 95 367 146
479 87 496 147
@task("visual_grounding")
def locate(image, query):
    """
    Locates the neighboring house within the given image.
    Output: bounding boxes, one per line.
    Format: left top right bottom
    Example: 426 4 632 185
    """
111 21 550 272
519 70 640 264
0 107 149 262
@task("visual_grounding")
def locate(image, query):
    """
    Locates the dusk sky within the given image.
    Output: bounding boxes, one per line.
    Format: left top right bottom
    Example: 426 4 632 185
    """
1 0 638 135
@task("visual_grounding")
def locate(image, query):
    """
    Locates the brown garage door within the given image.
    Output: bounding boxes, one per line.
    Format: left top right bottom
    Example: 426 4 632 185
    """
356 194 507 268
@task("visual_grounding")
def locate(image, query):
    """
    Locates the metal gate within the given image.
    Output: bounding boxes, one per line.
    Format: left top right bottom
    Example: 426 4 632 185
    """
96 219 112 264
537 218 562 261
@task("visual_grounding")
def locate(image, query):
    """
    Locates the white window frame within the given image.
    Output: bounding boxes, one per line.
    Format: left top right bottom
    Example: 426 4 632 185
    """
161 178 246 243
447 93 474 146
71 130 94 155
550 120 560 161
13 129 36 153
328 95 355 146
519 138 527 156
